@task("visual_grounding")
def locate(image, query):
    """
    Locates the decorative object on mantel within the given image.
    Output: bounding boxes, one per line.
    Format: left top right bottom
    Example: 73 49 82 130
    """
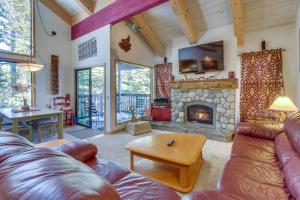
119 35 131 52
169 79 238 89
51 55 59 95
261 40 266 50
11 83 35 111
228 71 235 79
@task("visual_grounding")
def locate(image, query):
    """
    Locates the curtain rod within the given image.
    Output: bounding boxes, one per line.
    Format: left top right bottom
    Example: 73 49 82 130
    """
238 48 286 56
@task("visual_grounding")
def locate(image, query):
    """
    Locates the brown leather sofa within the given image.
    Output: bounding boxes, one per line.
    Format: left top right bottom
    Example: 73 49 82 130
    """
184 111 300 200
0 132 181 200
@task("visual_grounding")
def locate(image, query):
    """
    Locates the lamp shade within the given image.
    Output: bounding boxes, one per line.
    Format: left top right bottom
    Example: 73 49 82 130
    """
269 96 298 112
17 63 44 72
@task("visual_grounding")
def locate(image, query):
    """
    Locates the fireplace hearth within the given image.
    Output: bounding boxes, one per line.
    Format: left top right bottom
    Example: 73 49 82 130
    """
187 105 213 124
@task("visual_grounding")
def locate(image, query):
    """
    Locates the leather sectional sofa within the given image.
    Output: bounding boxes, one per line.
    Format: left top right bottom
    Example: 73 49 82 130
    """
0 132 181 200
184 111 300 200
1 111 300 199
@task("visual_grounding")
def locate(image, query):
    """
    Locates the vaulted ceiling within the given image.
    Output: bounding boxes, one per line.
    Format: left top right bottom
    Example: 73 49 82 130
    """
40 0 299 56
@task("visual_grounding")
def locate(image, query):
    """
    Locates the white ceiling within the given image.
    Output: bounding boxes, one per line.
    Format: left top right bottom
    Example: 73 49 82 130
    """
143 0 298 46
53 0 299 46
55 0 82 16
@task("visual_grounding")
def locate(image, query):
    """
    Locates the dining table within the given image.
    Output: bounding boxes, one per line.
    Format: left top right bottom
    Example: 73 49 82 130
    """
0 108 64 139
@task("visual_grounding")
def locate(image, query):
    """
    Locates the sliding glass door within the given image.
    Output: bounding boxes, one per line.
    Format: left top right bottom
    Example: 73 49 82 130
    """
76 66 104 130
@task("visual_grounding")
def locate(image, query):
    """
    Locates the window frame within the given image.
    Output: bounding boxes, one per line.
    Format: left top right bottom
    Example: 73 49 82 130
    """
0 0 36 63
114 59 153 125
0 0 36 107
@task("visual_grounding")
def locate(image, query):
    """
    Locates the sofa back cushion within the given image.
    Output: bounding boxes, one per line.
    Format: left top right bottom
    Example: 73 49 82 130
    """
56 140 98 162
284 111 300 155
0 132 120 200
275 133 299 166
283 156 300 200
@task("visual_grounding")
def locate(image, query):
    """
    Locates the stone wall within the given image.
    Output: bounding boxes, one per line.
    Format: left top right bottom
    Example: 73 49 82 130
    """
171 88 236 130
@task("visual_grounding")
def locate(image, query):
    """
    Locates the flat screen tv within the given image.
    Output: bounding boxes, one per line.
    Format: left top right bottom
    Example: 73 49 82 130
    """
178 41 224 73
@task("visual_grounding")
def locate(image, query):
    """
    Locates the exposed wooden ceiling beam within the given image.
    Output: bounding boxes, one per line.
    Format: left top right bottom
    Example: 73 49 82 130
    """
131 14 165 57
39 0 73 25
230 0 245 46
74 0 96 16
169 0 197 44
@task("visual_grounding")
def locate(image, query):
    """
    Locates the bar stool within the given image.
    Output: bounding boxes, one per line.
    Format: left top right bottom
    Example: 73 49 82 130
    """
0 117 33 142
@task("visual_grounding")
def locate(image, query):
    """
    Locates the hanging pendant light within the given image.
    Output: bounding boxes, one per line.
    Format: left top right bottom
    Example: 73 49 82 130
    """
17 62 44 72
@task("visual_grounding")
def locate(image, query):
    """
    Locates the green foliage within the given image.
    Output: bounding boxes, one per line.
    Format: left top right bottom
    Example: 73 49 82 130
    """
117 63 151 95
0 62 31 109
0 0 32 55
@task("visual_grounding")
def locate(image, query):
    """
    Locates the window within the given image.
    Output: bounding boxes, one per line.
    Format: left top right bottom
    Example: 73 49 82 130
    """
0 61 32 109
116 61 152 123
0 0 33 56
0 0 33 109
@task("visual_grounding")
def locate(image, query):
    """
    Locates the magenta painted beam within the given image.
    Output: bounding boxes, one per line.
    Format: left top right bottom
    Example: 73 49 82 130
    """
71 0 168 40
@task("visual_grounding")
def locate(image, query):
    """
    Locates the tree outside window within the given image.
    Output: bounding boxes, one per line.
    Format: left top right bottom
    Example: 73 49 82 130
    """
0 0 33 55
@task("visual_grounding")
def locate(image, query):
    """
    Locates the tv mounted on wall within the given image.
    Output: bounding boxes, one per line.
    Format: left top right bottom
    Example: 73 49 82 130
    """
178 41 224 73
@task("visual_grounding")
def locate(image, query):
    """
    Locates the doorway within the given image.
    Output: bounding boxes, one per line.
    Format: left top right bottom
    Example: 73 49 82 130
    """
75 66 105 130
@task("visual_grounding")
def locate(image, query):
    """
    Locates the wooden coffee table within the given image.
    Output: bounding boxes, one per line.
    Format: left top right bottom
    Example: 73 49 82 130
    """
125 133 207 193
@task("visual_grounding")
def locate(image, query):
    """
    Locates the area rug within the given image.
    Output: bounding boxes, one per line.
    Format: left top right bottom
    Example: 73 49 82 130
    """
65 128 102 139
86 129 232 193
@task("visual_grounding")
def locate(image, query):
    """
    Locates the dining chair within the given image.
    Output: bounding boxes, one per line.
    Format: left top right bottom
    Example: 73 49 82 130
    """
0 117 33 142
53 95 74 126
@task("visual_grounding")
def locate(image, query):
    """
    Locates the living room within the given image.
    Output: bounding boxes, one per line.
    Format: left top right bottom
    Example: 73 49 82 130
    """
1 0 300 199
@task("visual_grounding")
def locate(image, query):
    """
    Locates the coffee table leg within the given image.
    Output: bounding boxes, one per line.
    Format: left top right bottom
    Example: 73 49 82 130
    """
179 166 190 188
130 152 134 171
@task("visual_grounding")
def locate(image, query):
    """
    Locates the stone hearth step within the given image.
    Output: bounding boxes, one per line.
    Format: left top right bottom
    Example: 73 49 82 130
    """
150 121 234 142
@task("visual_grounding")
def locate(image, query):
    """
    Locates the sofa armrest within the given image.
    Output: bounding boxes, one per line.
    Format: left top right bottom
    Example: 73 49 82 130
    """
56 140 98 162
182 191 235 200
236 121 283 140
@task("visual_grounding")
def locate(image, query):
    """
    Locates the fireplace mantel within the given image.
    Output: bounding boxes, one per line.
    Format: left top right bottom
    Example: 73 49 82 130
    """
169 79 238 89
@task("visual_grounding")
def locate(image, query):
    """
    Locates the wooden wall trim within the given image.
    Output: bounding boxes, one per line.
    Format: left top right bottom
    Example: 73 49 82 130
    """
71 0 168 40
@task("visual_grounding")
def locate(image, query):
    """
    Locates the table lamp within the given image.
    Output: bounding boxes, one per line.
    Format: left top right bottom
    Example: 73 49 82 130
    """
269 96 298 113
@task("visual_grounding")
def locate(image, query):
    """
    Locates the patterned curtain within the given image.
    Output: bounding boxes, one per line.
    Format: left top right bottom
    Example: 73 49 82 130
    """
155 63 172 98
240 49 284 122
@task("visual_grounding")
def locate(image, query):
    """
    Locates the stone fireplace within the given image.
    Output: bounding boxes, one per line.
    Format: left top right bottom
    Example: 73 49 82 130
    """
171 87 236 131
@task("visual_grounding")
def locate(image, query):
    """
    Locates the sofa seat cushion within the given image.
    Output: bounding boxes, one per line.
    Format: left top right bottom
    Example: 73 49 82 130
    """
219 157 290 200
113 172 181 200
86 158 130 184
231 135 278 166
275 133 299 166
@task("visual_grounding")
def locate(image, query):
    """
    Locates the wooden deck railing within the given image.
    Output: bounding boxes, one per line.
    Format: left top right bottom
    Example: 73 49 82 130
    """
77 93 151 117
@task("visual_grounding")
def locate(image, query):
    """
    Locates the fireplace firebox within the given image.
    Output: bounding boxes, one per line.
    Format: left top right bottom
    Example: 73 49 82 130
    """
187 104 214 125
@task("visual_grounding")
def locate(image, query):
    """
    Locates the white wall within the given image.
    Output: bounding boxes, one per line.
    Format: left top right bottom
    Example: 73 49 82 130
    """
35 3 72 107
160 24 298 122
72 25 111 69
111 22 155 66
163 25 238 80
110 22 156 131
72 25 113 131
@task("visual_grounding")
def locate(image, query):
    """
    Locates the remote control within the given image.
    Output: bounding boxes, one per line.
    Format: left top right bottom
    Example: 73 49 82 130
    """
167 139 175 146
